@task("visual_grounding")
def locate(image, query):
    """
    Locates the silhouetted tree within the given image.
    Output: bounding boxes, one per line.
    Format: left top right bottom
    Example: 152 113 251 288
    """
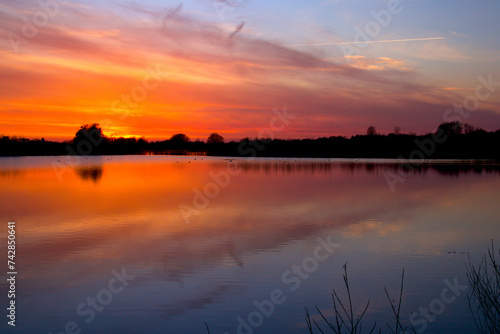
169 133 190 143
169 133 191 147
367 126 377 136
73 123 106 145
207 133 224 144
437 121 463 136
394 126 401 135
464 123 480 134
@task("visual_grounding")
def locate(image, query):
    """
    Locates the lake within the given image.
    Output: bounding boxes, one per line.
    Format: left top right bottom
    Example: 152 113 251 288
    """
0 155 499 333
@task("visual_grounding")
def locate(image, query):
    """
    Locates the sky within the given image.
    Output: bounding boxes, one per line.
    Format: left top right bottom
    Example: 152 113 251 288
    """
1 0 500 141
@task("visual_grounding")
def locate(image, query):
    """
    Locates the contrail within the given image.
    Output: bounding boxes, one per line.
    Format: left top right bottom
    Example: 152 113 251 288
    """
288 37 445 47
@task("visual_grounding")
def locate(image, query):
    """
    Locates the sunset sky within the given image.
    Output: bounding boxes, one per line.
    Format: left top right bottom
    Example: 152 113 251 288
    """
1 0 500 141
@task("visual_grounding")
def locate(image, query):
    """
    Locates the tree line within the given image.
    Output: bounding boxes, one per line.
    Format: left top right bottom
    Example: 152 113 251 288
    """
1 121 499 159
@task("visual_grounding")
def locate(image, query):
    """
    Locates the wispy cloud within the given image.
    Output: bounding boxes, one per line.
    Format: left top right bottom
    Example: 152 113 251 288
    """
343 56 412 71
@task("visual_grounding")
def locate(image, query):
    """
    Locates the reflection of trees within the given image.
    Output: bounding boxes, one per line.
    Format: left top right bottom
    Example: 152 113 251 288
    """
209 160 500 177
74 165 103 182
0 169 26 178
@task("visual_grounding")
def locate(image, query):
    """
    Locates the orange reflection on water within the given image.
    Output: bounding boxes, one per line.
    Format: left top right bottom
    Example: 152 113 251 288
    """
0 157 499 284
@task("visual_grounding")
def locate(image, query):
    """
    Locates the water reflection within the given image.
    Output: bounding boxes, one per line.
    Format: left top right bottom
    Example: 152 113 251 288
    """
209 159 500 177
74 165 103 182
0 156 498 333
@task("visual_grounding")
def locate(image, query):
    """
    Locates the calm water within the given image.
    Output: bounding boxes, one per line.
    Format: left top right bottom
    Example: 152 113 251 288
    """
0 156 499 333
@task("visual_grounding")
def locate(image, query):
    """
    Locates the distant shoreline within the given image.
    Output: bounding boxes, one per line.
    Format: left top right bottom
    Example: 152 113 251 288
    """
2 121 500 160
0 155 499 165
1 152 500 160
